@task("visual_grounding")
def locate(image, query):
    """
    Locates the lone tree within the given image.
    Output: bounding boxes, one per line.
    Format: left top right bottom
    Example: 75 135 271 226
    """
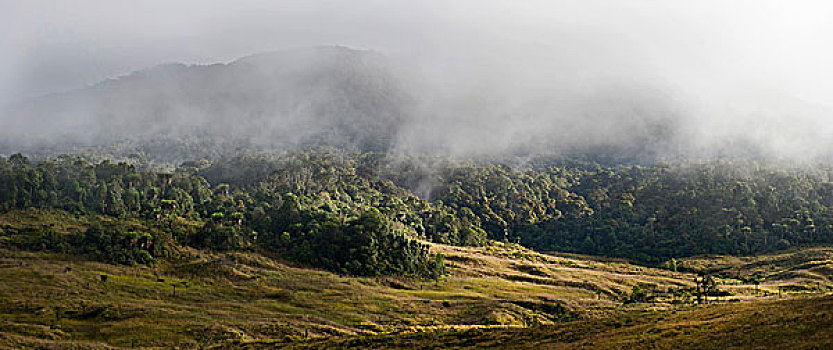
695 274 718 304
665 258 678 272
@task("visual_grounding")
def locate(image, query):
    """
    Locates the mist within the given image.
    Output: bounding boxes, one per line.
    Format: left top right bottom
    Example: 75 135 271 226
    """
2 1 833 162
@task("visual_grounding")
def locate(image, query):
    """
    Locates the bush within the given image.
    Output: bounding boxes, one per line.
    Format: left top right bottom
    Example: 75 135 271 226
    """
279 208 446 279
77 225 158 265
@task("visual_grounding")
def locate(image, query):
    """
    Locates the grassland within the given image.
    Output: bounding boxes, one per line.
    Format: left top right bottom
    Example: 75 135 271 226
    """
263 295 833 349
1 209 832 349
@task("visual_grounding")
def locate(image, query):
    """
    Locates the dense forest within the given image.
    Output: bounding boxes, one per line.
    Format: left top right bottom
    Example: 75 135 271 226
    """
0 151 454 278
3 149 833 274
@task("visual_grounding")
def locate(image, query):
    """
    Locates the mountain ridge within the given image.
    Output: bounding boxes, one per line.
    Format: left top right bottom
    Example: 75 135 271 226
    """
1 46 411 156
4 45 833 164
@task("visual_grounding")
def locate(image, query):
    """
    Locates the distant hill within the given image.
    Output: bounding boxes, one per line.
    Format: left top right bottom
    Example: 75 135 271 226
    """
0 46 689 163
0 47 412 158
4 46 833 164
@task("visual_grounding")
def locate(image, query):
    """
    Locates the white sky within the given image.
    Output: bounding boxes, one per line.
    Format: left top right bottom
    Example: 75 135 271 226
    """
1 0 832 109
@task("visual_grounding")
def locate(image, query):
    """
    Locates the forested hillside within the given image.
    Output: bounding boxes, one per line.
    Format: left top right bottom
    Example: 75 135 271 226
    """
0 151 454 278
0 47 412 162
3 150 833 268
12 46 821 165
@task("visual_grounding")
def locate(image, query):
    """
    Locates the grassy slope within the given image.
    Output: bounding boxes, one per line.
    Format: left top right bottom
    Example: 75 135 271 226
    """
679 247 833 294
273 295 833 350
0 209 832 349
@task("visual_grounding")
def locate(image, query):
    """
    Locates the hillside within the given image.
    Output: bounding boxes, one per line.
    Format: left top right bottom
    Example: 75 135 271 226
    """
6 150 833 265
12 47 831 164
4 150 833 348
2 209 832 349
1 47 412 162
1 209 832 348
271 295 833 349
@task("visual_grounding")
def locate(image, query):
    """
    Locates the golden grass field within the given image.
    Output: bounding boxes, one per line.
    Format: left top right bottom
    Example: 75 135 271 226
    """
1 209 832 349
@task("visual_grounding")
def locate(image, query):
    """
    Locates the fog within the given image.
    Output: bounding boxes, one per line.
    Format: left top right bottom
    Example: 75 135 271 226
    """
2 1 833 162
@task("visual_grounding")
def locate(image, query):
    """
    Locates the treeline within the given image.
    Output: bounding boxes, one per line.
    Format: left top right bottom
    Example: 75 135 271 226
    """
0 152 448 278
199 150 487 247
10 222 169 266
524 162 833 262
5 150 833 266
425 160 833 263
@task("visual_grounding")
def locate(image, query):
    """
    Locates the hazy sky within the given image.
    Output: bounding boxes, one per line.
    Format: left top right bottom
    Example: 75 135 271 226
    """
3 0 833 106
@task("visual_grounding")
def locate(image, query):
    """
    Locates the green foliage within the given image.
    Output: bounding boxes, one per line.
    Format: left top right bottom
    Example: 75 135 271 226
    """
78 225 160 265
0 153 450 278
625 284 650 304
519 161 833 262
666 258 678 272
0 154 213 219
190 217 255 251
12 225 73 253
3 219 165 266
6 151 833 271
260 199 445 278
202 151 487 247
432 164 589 238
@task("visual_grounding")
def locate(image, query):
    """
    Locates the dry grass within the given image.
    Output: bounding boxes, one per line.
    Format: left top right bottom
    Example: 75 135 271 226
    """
1 210 832 348
266 295 833 349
